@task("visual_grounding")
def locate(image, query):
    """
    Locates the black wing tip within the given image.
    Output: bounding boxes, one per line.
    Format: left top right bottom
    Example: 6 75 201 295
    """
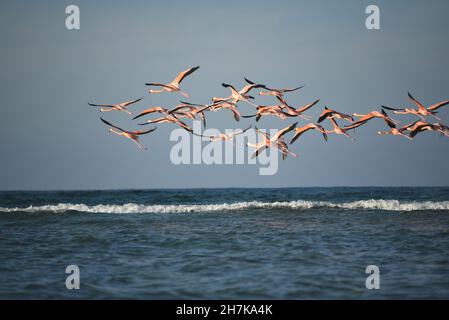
244 77 255 84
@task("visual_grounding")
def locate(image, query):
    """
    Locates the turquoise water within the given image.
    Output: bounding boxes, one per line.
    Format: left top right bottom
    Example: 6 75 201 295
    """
1 187 449 299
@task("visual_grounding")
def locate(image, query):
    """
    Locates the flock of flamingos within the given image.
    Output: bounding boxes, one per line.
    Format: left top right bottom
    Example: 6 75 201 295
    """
88 66 449 159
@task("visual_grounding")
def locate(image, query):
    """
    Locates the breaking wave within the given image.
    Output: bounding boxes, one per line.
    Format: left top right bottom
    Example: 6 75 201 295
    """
1 199 449 214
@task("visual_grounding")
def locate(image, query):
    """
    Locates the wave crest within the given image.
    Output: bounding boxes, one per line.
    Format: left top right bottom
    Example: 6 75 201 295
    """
1 199 449 214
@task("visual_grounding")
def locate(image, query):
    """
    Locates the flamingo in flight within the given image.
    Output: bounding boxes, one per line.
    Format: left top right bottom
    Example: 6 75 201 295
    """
132 106 170 120
345 109 400 130
179 100 241 122
168 102 213 127
212 82 262 107
177 101 228 124
317 106 354 124
139 114 193 133
247 122 298 159
145 66 200 98
382 92 449 121
88 97 143 115
193 126 252 144
290 123 328 144
100 118 156 150
325 118 354 140
409 122 449 138
376 111 416 140
377 120 416 140
276 96 319 120
244 78 304 99
242 104 295 122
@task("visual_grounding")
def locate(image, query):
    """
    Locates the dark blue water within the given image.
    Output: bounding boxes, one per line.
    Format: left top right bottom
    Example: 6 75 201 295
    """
1 187 449 299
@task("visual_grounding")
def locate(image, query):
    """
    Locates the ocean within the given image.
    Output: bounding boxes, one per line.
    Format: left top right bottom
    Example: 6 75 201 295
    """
1 187 449 299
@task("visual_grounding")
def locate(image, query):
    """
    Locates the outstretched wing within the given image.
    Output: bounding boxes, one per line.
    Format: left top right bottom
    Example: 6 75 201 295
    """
428 100 449 111
290 127 309 144
134 127 157 135
318 108 332 123
231 126 252 137
172 66 200 85
121 97 143 107
251 145 269 159
382 105 405 111
132 107 167 120
145 82 173 88
88 102 113 107
100 117 125 132
239 83 265 95
408 92 427 112
281 85 304 93
244 77 255 85
273 122 298 141
222 83 240 95
297 99 320 113
381 109 397 128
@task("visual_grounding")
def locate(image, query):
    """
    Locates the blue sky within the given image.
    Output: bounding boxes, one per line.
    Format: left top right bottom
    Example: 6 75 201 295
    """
0 0 448 190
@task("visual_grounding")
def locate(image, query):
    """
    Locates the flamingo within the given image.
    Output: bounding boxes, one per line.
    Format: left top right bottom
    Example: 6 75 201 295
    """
193 126 252 144
145 66 200 98
409 122 449 138
276 96 319 120
247 122 298 159
382 92 449 121
132 106 170 120
376 111 416 140
242 105 295 122
244 78 304 99
377 120 416 140
345 109 399 130
100 118 156 150
290 123 328 144
180 100 241 122
169 103 213 127
212 82 261 107
276 138 298 160
88 97 143 115
317 106 354 124
138 114 193 133
325 118 354 140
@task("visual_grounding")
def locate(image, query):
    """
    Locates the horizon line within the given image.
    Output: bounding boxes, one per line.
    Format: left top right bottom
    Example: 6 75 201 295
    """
1 185 449 192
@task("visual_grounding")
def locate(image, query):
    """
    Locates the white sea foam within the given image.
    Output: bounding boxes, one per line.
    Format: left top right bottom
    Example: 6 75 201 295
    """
0 199 449 214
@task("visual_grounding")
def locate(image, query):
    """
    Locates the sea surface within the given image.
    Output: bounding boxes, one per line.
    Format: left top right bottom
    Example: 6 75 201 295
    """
1 187 449 299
